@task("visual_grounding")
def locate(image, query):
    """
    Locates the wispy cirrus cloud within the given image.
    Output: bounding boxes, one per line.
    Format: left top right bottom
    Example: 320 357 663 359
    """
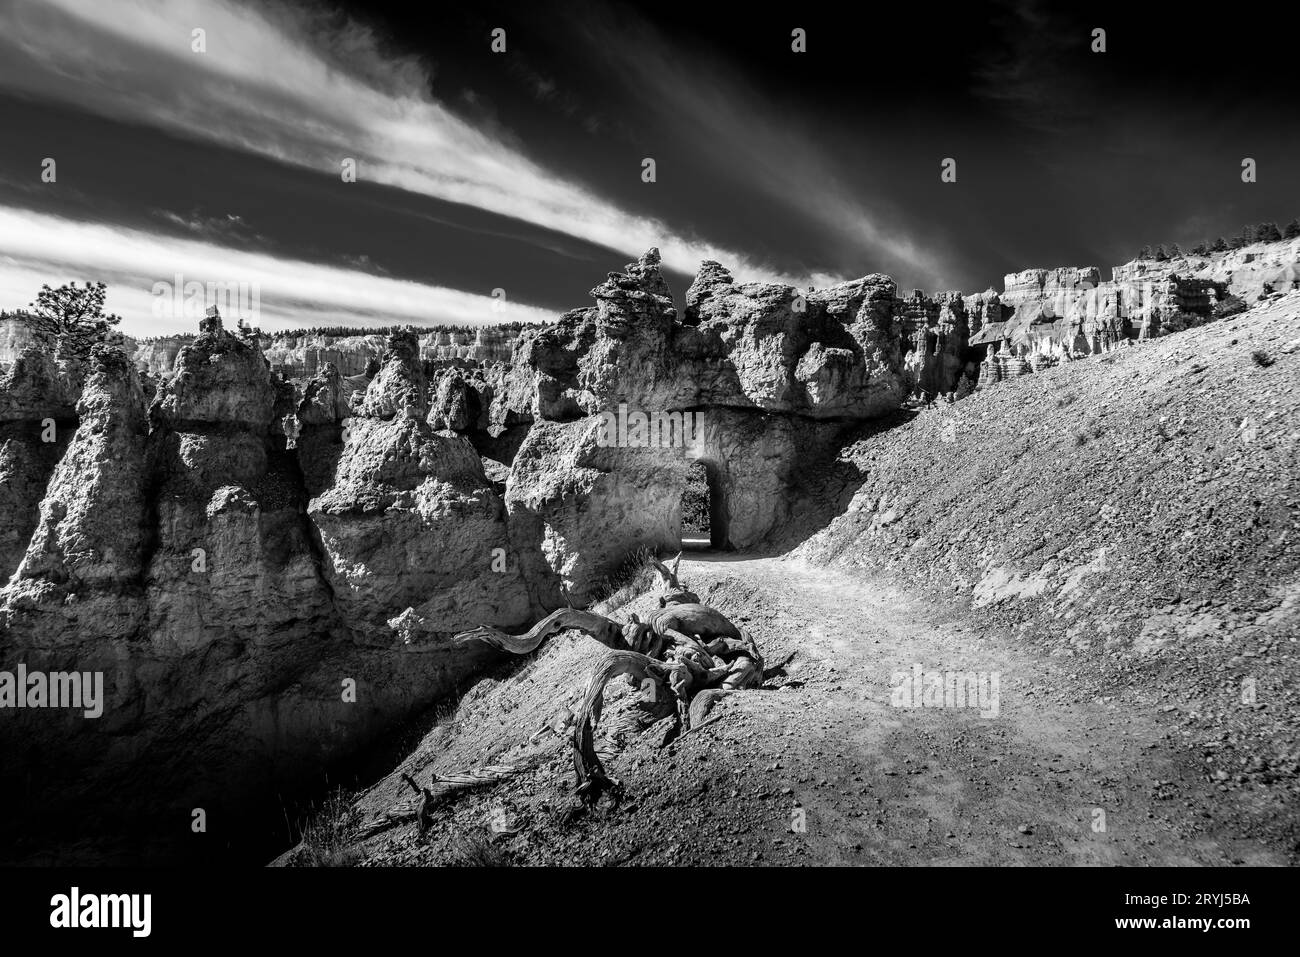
0 206 553 335
0 0 798 285
563 5 946 287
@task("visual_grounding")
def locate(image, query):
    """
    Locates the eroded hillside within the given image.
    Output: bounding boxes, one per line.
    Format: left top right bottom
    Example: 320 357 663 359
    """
799 291 1300 801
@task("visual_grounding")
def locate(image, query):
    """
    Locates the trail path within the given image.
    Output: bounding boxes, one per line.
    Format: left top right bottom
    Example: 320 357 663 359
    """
633 553 1283 865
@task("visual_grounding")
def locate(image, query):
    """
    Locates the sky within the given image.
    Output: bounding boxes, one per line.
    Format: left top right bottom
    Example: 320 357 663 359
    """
0 0 1296 336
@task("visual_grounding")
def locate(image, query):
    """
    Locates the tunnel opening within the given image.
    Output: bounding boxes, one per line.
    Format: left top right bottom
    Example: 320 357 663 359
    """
681 459 729 551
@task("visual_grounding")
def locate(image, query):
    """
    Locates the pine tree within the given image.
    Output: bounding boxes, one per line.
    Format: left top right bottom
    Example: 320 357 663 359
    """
1190 242 1208 256
1211 236 1229 252
20 281 123 362
953 371 976 401
1168 243 1183 258
1154 245 1169 261
1137 245 1153 259
1256 222 1282 242
1285 219 1300 239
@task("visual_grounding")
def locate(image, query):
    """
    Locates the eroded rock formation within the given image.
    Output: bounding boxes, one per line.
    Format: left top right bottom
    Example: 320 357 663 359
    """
965 245 1278 389
487 250 901 603
307 331 534 638
0 349 79 580
0 317 543 864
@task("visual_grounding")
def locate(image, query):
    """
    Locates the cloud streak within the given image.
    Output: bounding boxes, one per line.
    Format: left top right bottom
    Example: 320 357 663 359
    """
562 6 945 286
0 206 554 336
0 0 799 285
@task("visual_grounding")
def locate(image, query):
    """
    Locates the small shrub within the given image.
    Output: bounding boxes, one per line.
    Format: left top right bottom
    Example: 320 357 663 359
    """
1251 350 1274 368
591 546 659 613
294 786 363 867
681 464 710 533
449 832 510 867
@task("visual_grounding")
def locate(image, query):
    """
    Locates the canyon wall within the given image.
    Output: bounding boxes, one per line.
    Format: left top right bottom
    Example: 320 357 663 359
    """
137 327 526 379
966 239 1300 389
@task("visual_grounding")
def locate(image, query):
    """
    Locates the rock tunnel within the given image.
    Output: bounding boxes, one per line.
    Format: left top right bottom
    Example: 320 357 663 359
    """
680 456 730 551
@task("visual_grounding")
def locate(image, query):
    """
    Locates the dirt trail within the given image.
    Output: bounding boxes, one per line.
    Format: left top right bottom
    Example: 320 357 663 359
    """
331 550 1288 867
651 552 1284 866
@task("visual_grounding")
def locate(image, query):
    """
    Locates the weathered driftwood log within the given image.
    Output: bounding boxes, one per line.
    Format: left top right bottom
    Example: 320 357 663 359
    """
572 631 765 805
650 552 700 606
454 554 766 807
396 763 523 837
454 608 627 654
571 650 671 804
454 601 742 660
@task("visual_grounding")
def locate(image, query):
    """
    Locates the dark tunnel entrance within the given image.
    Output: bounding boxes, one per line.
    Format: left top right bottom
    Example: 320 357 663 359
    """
681 460 729 550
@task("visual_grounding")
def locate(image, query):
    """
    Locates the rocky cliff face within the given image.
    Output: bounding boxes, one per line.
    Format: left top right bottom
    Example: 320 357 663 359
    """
128 327 526 379
489 249 898 604
132 335 193 376
305 331 534 639
0 317 36 370
0 318 543 864
4 346 149 642
262 333 387 378
509 251 908 422
0 349 79 583
256 328 525 380
964 240 1300 390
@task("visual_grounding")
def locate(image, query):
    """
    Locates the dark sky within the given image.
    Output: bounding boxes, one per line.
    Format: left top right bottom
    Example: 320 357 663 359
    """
0 0 1296 335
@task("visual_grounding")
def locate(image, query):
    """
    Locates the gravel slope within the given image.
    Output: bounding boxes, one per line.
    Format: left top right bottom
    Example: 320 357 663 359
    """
796 291 1300 845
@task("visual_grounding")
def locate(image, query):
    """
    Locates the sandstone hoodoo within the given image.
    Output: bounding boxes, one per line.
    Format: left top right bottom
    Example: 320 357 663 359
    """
497 249 918 604
0 313 543 863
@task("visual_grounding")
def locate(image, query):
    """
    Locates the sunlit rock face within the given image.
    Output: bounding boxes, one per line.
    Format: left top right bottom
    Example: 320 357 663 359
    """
0 317 36 370
962 240 1300 391
307 332 536 639
513 249 909 424
494 249 904 603
0 348 82 581
131 335 191 376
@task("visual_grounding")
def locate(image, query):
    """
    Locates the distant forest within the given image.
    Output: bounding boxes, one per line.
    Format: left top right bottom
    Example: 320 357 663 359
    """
127 320 544 344
1136 219 1300 261
264 320 544 340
